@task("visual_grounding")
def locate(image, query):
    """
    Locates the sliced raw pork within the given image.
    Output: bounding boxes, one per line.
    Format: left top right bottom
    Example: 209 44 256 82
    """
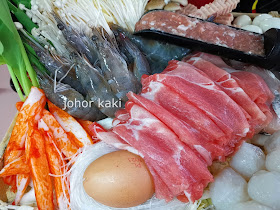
113 102 213 202
127 92 225 163
142 60 250 146
185 54 267 133
140 81 226 145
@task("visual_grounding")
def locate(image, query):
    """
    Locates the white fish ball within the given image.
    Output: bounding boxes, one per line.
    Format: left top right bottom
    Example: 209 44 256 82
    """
251 134 271 146
230 142 265 179
241 25 263 34
259 18 280 32
210 167 249 210
233 201 273 210
264 132 280 153
265 149 280 172
234 15 252 27
252 14 273 26
248 170 280 209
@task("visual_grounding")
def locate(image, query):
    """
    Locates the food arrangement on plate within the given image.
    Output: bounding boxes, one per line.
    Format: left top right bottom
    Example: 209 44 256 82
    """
0 0 280 209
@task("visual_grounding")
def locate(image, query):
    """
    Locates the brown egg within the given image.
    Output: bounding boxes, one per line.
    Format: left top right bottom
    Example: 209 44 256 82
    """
83 150 155 208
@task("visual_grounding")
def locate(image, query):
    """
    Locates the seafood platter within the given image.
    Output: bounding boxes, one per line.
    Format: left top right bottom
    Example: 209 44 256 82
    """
1 0 280 209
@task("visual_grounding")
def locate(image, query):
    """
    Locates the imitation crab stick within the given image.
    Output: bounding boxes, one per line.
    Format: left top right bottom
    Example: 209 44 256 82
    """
77 119 101 144
3 87 46 185
0 155 30 176
41 110 78 159
14 174 31 205
27 128 54 210
48 101 93 147
40 123 70 210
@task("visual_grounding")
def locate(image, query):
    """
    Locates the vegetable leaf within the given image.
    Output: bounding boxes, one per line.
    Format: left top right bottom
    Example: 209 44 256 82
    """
0 0 38 100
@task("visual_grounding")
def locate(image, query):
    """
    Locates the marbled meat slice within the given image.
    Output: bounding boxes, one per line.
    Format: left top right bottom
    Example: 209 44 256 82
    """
135 11 264 56
140 80 227 145
142 60 250 145
185 54 267 133
127 92 225 163
113 102 213 202
214 13 234 25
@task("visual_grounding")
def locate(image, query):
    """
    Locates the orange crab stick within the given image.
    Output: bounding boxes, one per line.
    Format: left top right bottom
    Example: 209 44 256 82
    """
48 101 93 147
27 128 54 210
0 155 30 176
77 119 100 144
40 122 70 210
4 87 46 185
41 110 78 159
14 174 31 205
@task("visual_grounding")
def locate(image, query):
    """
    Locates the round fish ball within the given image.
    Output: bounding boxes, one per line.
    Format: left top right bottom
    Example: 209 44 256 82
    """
264 132 280 153
260 17 280 32
210 167 249 210
233 201 273 210
253 14 273 26
265 149 280 172
251 134 271 147
233 15 252 27
241 25 263 34
230 142 265 179
248 170 280 209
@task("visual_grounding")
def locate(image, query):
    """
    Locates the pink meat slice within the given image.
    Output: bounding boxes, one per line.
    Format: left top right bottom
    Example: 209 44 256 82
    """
140 81 226 145
113 102 213 202
127 92 225 163
185 55 267 132
143 60 250 144
95 130 174 200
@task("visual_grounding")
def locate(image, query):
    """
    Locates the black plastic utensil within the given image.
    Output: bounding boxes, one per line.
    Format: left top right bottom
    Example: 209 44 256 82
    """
135 28 280 69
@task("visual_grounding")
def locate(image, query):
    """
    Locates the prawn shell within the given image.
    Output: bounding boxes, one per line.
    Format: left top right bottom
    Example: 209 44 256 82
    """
28 128 54 210
48 101 93 147
42 128 70 210
41 110 79 159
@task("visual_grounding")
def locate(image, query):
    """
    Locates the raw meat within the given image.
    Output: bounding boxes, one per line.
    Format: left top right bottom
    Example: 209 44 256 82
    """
135 11 265 56
113 102 213 202
214 13 234 25
185 54 267 133
142 60 250 146
141 81 227 145
127 92 225 163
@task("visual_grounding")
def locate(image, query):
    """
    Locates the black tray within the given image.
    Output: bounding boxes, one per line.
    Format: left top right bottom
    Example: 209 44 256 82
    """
135 28 280 69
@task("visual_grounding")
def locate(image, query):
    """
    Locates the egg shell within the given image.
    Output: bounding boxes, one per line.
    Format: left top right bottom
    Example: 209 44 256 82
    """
241 25 263 34
252 14 273 27
233 15 252 27
83 150 155 208
259 17 280 32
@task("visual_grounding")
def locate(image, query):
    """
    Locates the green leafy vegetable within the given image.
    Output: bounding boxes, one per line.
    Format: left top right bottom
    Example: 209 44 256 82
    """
0 0 38 100
8 1 37 33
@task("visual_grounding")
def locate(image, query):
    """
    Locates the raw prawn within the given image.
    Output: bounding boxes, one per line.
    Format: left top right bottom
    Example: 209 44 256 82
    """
91 28 141 101
27 128 54 210
40 125 70 210
30 41 86 96
36 69 105 121
74 55 124 118
48 101 93 148
117 32 151 81
55 16 99 66
111 25 191 74
40 110 79 159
